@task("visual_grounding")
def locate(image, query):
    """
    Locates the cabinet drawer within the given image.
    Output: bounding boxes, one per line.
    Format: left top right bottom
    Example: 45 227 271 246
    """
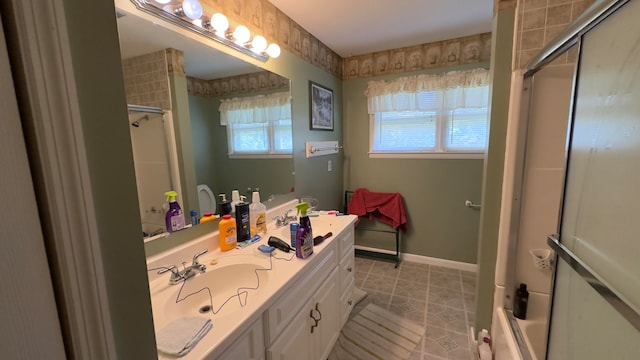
267 245 337 343
338 227 354 260
339 249 354 293
339 277 355 328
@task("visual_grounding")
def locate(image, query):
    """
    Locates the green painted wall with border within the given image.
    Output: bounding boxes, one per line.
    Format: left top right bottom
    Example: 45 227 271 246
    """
342 64 486 264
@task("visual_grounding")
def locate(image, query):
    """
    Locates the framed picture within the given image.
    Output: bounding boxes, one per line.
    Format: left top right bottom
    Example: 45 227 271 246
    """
309 81 334 131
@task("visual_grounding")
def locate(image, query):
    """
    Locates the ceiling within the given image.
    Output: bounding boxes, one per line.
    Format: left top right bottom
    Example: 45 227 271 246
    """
269 0 494 57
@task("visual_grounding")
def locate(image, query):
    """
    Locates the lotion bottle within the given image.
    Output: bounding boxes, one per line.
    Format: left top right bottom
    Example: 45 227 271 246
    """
235 195 250 242
249 191 267 236
164 191 185 232
295 202 314 259
218 214 237 251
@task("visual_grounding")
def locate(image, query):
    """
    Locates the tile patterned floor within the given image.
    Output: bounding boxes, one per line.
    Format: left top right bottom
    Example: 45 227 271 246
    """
351 256 477 360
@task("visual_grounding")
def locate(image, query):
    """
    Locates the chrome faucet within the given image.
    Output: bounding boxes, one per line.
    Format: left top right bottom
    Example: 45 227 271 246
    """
274 209 297 227
158 249 208 285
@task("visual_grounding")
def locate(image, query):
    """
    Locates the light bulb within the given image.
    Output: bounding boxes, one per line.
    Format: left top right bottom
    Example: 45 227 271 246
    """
233 25 251 44
210 13 229 34
251 35 267 53
182 0 203 20
266 43 281 58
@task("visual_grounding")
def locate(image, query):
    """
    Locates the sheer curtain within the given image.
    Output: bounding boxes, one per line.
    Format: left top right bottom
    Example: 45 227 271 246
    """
365 68 490 114
219 91 291 125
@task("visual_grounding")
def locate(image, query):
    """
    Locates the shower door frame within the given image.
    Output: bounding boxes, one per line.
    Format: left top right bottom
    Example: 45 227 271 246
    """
523 0 640 358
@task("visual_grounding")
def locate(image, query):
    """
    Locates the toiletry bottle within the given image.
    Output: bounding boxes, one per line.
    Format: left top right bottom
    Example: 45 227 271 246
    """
235 195 251 242
218 193 232 216
514 283 529 319
295 202 314 259
218 214 237 251
200 212 217 224
164 191 185 232
249 191 267 236
190 210 199 226
290 222 299 248
230 189 241 216
478 329 492 360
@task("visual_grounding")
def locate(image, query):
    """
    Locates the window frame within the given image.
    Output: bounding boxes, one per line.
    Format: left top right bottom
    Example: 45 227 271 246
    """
368 90 488 159
226 119 293 159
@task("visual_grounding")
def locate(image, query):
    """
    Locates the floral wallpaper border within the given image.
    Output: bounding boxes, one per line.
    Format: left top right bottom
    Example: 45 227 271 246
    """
342 33 492 80
187 70 290 97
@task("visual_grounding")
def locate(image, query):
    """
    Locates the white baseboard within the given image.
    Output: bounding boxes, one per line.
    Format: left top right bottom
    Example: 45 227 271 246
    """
354 245 478 273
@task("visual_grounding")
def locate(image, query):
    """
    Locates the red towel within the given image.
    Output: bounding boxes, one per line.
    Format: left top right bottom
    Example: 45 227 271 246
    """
347 188 407 232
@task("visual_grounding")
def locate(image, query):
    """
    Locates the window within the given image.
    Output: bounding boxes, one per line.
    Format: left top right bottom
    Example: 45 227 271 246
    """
219 92 292 158
366 68 490 158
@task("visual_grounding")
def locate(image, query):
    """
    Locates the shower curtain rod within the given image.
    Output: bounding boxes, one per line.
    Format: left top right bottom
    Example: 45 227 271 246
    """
127 104 164 114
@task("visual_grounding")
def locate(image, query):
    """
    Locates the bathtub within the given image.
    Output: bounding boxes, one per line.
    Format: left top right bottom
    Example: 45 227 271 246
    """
493 291 549 360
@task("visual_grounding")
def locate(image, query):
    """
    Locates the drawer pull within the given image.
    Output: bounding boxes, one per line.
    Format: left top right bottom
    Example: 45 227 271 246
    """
310 309 319 333
347 267 353 272
314 303 322 322
347 300 353 306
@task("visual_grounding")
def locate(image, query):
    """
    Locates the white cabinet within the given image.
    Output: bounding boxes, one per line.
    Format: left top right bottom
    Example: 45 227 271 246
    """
267 269 339 360
217 316 265 360
266 246 337 340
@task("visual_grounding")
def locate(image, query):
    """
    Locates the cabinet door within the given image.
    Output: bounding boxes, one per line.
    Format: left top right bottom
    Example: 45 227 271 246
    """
267 297 314 360
314 269 340 360
218 317 265 360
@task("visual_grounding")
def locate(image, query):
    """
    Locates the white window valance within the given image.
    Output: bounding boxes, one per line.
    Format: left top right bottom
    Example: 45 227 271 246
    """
219 91 291 125
365 68 490 114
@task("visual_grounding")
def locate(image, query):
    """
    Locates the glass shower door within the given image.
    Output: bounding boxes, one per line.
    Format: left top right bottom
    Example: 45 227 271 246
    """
547 0 640 358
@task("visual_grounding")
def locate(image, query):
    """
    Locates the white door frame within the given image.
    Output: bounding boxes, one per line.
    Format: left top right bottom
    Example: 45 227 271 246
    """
2 0 118 357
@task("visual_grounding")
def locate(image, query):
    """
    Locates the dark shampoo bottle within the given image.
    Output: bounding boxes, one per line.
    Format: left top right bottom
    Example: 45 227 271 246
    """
513 283 529 319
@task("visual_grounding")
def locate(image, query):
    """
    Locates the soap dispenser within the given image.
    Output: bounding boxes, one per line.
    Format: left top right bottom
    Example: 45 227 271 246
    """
218 193 231 216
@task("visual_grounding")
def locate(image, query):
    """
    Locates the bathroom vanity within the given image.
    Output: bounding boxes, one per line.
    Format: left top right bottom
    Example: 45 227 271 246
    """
146 200 357 359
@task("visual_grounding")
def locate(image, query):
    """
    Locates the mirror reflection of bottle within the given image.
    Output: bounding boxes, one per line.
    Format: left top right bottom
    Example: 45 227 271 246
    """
513 283 529 319
218 193 232 216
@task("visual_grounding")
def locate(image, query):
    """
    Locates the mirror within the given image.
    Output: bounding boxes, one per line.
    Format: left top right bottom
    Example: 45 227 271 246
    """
115 4 294 243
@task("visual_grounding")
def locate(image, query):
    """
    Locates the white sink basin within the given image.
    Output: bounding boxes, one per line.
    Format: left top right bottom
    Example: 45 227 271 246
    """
149 254 271 328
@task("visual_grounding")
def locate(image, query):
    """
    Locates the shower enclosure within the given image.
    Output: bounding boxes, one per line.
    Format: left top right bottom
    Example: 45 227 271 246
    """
127 105 182 240
495 0 640 358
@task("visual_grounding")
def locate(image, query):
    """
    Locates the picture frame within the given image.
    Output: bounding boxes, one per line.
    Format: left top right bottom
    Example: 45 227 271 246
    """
309 81 334 131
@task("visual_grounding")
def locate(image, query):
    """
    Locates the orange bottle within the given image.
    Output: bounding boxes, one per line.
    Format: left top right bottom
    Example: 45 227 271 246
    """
200 212 217 224
218 214 237 251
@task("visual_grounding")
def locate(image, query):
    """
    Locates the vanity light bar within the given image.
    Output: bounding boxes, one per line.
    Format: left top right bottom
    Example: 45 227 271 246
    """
130 0 280 62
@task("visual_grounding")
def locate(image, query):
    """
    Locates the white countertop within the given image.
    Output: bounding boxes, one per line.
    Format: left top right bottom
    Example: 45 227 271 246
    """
146 200 356 359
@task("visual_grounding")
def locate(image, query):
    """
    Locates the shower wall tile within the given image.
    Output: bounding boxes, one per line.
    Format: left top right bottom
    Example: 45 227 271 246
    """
516 0 596 69
545 4 572 27
522 8 546 31
122 50 172 110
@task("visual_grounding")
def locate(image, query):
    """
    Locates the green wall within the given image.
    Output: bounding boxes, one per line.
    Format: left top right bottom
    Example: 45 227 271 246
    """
342 65 485 264
188 93 294 200
61 0 156 357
